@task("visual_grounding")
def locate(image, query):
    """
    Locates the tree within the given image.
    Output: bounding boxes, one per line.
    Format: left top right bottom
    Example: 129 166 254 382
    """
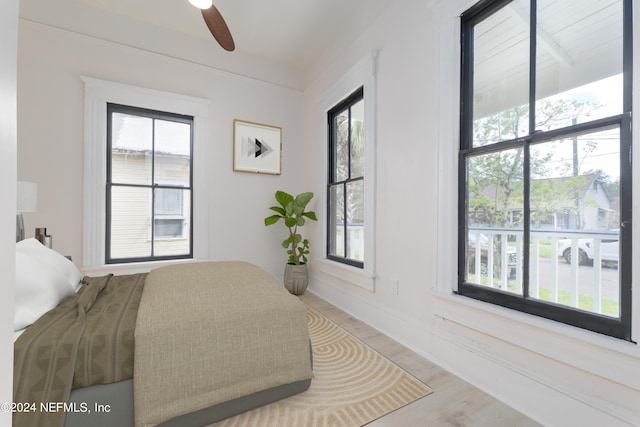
334 113 365 224
469 98 602 230
467 98 604 281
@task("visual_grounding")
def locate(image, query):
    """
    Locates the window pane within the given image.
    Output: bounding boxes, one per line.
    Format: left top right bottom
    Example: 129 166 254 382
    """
154 120 191 185
350 100 365 178
346 180 364 262
328 184 344 258
333 110 349 182
111 113 152 184
530 128 620 209
535 0 623 131
530 229 620 318
467 149 524 228
530 128 620 317
473 0 530 146
466 230 522 293
466 149 524 292
110 185 152 259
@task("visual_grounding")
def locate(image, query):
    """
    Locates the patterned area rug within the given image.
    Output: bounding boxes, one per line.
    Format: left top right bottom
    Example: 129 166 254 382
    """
213 308 433 427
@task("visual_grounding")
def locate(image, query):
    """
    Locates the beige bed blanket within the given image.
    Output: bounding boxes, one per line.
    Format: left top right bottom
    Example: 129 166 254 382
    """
134 261 313 427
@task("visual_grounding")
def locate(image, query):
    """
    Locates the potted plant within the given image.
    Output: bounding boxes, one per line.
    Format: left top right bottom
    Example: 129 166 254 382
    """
264 190 317 294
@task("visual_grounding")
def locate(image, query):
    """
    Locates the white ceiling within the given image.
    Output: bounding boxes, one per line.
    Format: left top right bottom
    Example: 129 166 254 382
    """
19 0 396 72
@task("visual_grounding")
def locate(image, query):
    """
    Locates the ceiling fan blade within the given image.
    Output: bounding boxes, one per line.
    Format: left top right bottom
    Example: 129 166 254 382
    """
201 4 235 51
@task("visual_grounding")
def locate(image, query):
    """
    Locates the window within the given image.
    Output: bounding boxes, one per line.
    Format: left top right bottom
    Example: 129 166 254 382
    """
316 52 376 291
327 87 365 268
459 0 632 340
154 187 186 238
106 104 193 263
82 77 209 270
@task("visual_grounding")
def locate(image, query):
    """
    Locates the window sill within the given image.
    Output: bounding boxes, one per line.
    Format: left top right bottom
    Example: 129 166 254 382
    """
312 258 376 292
82 258 205 277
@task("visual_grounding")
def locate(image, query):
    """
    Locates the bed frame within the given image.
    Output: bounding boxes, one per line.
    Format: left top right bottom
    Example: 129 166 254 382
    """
65 377 311 427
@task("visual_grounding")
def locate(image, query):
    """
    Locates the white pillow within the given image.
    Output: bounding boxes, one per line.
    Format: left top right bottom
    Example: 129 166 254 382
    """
14 238 82 331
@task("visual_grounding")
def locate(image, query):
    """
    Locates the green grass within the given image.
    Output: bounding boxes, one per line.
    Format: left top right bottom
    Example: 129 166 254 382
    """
507 241 554 259
537 288 619 317
467 276 619 317
536 244 552 259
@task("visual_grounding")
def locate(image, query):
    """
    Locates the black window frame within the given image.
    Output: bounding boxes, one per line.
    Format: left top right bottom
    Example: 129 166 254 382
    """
327 86 365 268
458 0 633 340
106 103 194 264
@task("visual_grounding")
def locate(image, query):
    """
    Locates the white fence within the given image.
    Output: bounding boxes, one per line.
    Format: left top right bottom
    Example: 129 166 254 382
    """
467 228 620 317
334 224 365 261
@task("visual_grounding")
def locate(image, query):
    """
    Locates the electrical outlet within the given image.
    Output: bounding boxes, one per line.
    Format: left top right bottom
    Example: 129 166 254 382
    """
391 279 399 295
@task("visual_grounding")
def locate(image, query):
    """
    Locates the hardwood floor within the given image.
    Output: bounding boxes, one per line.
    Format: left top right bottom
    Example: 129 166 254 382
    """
299 292 541 427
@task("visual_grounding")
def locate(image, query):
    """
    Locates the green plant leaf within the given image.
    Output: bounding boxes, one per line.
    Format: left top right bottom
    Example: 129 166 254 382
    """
275 190 293 208
269 206 286 215
303 212 317 221
284 217 297 228
296 217 305 226
294 192 314 208
284 201 294 216
264 215 281 226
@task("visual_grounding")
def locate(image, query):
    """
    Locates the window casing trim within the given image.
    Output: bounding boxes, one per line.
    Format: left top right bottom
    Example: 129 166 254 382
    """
457 0 633 340
317 51 377 292
82 77 209 270
432 0 638 342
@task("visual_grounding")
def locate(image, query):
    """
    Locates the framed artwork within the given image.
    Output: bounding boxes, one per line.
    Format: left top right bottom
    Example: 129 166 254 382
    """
233 119 282 174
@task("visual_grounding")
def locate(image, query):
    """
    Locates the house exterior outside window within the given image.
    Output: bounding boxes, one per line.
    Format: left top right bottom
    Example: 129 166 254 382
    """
327 87 365 268
154 186 187 239
459 0 632 340
106 103 193 263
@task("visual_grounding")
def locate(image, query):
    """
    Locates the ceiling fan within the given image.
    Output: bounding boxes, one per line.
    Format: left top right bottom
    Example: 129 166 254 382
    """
188 0 235 52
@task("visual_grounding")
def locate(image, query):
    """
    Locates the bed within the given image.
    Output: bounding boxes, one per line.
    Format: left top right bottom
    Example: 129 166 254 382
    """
13 238 313 427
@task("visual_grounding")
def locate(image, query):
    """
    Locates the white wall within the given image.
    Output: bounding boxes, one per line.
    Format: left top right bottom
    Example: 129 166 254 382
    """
305 0 439 318
0 2 18 426
17 20 306 278
304 0 640 425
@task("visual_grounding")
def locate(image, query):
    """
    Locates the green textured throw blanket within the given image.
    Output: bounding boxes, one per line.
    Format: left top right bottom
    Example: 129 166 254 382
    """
13 273 146 427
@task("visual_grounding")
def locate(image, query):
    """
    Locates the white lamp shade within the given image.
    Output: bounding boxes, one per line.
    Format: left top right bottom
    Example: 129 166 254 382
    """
17 181 37 213
188 0 212 9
